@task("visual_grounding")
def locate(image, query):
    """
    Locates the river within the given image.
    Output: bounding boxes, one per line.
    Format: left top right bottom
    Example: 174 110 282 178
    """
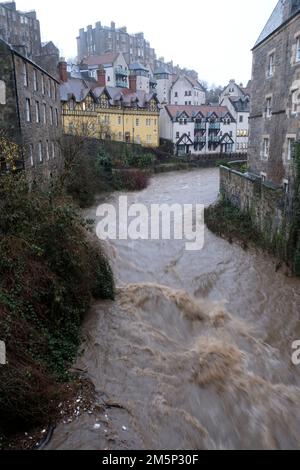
47 168 300 450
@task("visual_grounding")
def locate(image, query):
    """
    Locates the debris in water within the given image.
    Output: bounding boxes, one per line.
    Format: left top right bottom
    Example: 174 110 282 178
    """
122 426 128 432
93 424 101 431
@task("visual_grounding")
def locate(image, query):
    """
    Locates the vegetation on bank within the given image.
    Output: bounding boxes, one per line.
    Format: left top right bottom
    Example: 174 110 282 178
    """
0 139 115 441
205 199 264 250
207 143 300 276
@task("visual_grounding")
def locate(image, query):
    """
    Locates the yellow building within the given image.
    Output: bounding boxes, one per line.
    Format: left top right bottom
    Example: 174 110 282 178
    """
60 77 160 147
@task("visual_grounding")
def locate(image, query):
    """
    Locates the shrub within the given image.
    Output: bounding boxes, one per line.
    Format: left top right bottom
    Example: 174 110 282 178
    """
0 173 114 435
112 169 150 191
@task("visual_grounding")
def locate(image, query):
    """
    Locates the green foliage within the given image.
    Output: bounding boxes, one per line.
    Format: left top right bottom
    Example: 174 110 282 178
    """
205 199 263 249
0 173 114 433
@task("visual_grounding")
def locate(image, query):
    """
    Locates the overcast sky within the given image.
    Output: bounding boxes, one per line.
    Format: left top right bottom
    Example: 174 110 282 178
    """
16 0 277 86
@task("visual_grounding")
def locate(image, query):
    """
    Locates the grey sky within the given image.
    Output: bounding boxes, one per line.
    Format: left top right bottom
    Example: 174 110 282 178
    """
16 0 277 86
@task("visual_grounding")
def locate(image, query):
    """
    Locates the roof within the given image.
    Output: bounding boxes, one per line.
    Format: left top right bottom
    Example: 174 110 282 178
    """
81 53 120 67
129 61 149 71
172 75 205 91
229 97 250 113
254 0 300 48
165 105 232 119
0 38 59 83
60 78 91 102
154 66 171 75
60 76 158 108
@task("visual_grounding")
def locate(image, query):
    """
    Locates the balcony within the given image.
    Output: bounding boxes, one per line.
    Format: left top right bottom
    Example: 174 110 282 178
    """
195 122 206 130
115 66 129 77
209 122 221 131
116 75 128 88
208 136 220 143
194 136 206 144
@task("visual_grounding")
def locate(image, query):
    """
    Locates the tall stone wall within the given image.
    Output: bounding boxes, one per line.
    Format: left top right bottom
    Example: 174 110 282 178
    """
220 166 286 239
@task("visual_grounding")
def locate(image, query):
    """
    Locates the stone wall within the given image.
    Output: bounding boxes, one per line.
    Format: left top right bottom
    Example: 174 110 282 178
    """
220 166 286 239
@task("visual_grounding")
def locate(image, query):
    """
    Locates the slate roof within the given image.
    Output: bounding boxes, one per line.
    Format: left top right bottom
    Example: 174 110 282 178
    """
81 53 120 67
254 0 300 48
165 105 231 119
60 78 91 102
229 97 250 113
60 77 158 108
129 62 149 71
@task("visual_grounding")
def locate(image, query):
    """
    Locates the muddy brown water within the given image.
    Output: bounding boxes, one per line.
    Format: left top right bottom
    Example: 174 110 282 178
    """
47 168 300 450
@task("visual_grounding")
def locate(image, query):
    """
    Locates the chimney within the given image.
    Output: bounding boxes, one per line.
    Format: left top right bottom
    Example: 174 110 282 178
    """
129 75 137 92
111 21 115 30
97 66 106 87
58 59 68 83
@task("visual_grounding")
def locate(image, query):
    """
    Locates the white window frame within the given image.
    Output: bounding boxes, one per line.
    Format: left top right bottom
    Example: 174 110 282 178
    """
25 98 31 122
262 137 270 160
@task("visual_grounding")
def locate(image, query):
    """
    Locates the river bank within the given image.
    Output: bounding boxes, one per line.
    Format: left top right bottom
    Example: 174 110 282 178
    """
44 168 300 450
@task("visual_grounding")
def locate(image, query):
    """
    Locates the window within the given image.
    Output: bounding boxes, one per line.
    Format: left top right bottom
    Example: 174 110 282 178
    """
43 103 47 124
287 137 295 161
29 144 34 166
41 75 45 95
33 70 38 91
267 53 274 77
35 101 40 123
262 138 270 160
25 98 31 122
266 97 272 117
51 142 55 159
55 109 59 127
46 141 50 161
48 79 52 98
136 118 139 126
175 92 178 98
239 115 244 123
23 62 28 87
50 107 53 125
118 116 122 125
176 132 180 139
38 142 43 162
296 37 300 62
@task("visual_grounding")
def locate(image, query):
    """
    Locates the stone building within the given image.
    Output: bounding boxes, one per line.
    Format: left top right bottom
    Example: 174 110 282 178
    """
0 1 59 77
248 0 300 186
77 22 156 69
0 38 62 180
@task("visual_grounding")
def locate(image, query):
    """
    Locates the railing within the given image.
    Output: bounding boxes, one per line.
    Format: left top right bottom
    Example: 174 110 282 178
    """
208 136 221 143
195 123 206 130
116 79 128 88
209 122 221 130
115 66 129 76
194 136 206 143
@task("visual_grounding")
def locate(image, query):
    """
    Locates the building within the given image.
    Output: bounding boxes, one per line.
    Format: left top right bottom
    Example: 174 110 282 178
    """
0 38 62 179
0 1 59 77
153 67 173 104
219 79 250 103
59 61 160 148
160 105 236 156
77 22 156 69
170 75 206 106
220 80 251 154
248 0 300 184
79 52 129 88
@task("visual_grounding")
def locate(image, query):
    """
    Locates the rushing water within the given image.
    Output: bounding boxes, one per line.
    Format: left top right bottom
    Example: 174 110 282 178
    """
47 168 300 450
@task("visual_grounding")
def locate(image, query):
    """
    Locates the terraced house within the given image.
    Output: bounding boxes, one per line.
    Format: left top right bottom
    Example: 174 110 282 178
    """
0 38 62 179
249 0 300 185
160 105 236 156
59 61 160 147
